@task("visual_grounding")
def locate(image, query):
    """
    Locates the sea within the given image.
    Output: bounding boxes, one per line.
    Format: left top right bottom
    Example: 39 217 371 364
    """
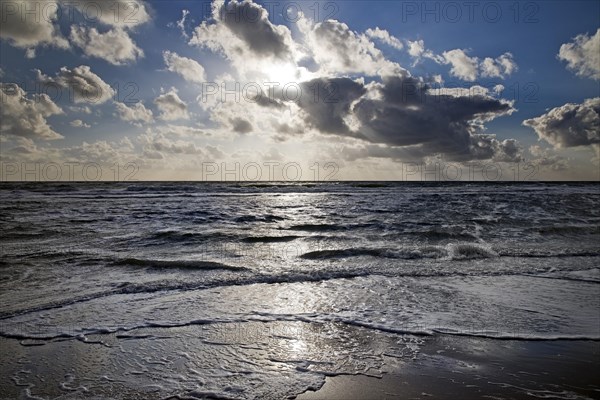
0 181 599 399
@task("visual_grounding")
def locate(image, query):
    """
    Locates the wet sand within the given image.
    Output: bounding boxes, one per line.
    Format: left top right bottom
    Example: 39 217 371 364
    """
1 323 599 399
298 336 600 400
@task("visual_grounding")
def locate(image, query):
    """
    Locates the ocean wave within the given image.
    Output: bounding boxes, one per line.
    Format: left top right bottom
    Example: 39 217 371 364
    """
241 235 300 243
537 225 600 236
300 248 395 260
415 229 478 241
235 214 285 223
447 243 497 260
299 244 494 260
286 223 348 232
497 250 600 258
113 258 248 271
144 230 236 244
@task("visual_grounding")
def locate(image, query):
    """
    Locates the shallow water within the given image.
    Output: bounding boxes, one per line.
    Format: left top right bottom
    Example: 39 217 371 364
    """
1 182 599 398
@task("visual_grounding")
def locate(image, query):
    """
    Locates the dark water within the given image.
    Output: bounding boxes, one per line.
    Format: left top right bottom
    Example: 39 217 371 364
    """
1 181 599 398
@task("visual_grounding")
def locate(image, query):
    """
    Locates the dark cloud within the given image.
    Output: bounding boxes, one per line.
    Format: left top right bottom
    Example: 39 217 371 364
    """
356 76 517 161
523 97 600 148
230 117 253 133
253 91 286 109
279 75 518 162
218 0 291 59
296 77 366 135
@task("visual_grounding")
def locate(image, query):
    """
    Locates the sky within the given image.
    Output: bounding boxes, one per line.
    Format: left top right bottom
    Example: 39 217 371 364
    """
0 0 599 181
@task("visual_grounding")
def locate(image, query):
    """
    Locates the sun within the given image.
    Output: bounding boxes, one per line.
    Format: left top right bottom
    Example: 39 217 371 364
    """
263 62 301 85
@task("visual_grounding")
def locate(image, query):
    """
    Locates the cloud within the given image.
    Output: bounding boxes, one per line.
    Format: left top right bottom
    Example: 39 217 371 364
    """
523 97 600 149
163 51 206 83
139 133 207 158
62 138 137 166
36 65 115 104
216 0 292 59
365 27 403 50
70 26 144 65
114 101 154 124
285 75 517 162
0 0 69 49
154 88 189 120
70 119 91 128
493 84 505 95
480 53 518 78
529 145 569 171
295 77 367 134
69 0 150 28
176 9 191 39
69 105 92 114
403 46 517 81
230 117 253 133
403 39 445 66
0 82 64 140
189 0 300 82
442 49 479 81
25 48 36 58
558 28 600 80
191 0 293 61
407 39 425 58
300 18 403 77
152 124 209 137
353 76 518 161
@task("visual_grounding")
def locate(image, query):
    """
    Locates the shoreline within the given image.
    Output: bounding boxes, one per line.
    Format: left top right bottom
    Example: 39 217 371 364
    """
297 335 600 400
2 326 599 399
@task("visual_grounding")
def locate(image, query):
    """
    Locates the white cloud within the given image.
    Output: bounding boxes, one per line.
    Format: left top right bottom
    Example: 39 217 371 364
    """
114 101 154 124
69 106 92 114
163 51 206 83
0 0 69 49
403 43 517 81
529 145 569 171
176 9 191 38
300 18 404 77
404 39 444 65
62 138 138 166
152 124 209 137
481 53 518 78
190 0 299 80
36 65 115 104
558 28 600 80
365 27 403 50
154 88 189 120
0 82 64 140
139 133 207 158
493 84 505 95
523 97 600 149
407 39 425 58
70 119 91 128
25 48 36 58
442 49 479 81
70 26 144 65
69 0 150 29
